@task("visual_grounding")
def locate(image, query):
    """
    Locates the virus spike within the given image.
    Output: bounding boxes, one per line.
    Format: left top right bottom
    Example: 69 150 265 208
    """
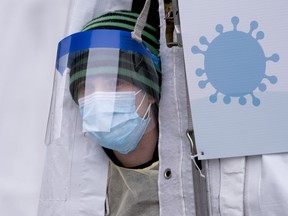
199 36 210 45
248 21 258 35
215 24 224 34
231 16 239 31
191 46 205 55
239 96 247 105
258 83 267 92
198 80 209 89
209 91 218 103
251 93 260 106
266 53 280 62
264 74 278 84
223 95 231 104
196 68 205 76
256 31 264 40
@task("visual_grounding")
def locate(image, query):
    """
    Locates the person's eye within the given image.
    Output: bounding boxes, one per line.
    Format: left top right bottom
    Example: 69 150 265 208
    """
78 81 95 96
85 82 95 94
117 79 131 91
116 79 126 87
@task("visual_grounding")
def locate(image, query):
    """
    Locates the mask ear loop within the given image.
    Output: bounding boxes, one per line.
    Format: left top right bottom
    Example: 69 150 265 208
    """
142 103 151 120
135 90 152 120
135 89 142 96
131 0 151 42
136 90 146 113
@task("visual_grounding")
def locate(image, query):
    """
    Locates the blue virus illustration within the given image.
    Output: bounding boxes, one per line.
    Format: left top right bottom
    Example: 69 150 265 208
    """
191 16 279 106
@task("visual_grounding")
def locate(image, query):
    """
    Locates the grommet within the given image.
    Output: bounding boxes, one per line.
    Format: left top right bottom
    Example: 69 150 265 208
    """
164 168 172 179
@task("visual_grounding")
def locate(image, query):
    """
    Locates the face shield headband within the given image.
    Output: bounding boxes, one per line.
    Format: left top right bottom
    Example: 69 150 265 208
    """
56 29 161 104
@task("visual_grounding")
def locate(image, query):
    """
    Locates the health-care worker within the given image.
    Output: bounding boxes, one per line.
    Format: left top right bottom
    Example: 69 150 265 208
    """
55 0 161 215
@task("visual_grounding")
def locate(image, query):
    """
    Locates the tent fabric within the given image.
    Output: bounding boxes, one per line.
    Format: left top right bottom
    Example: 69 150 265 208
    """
38 1 133 215
38 0 198 215
205 155 288 216
157 1 197 212
38 0 288 215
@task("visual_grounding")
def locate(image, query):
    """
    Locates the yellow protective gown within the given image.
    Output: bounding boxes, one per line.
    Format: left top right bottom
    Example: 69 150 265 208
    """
106 161 159 216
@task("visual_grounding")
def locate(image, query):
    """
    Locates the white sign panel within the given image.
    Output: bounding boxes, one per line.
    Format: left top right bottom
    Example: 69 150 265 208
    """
179 0 288 159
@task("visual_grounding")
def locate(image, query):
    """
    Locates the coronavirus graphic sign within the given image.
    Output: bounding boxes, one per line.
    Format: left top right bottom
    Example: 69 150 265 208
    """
179 0 288 159
192 16 279 106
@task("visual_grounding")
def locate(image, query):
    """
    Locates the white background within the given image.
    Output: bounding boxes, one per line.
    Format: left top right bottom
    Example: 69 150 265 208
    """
0 0 70 215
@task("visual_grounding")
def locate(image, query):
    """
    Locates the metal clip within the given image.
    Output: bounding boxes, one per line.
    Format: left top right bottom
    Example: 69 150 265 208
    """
164 0 183 47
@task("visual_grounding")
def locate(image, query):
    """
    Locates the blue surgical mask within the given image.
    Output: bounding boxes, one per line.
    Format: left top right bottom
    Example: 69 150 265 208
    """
78 90 151 154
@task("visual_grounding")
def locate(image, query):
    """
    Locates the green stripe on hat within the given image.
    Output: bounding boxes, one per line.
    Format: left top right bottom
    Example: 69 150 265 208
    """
70 67 160 94
82 23 159 56
81 10 160 56
69 51 160 92
69 10 161 104
82 13 158 34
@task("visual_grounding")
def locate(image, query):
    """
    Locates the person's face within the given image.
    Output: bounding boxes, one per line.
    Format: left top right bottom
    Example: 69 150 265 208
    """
77 75 155 118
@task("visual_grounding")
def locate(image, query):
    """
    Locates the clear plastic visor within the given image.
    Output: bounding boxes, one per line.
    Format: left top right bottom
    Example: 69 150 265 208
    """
46 30 160 143
70 48 142 101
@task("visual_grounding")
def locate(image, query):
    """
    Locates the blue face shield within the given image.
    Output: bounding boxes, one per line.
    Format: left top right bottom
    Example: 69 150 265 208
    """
47 29 160 145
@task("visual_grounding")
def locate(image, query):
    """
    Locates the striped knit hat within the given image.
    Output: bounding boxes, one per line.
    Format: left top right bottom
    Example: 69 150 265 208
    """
69 8 161 104
82 10 160 57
